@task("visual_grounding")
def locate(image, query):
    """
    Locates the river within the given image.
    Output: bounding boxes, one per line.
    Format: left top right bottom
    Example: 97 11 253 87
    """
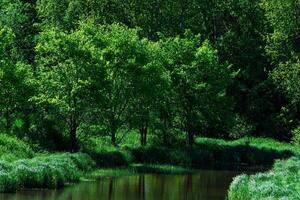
0 169 245 200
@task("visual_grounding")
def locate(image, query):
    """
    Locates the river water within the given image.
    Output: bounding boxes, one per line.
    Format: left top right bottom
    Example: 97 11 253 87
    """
0 170 244 200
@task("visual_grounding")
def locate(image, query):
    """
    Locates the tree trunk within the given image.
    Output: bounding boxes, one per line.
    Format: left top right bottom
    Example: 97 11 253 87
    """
70 124 78 152
140 127 145 146
111 129 117 146
140 119 148 146
111 120 117 146
186 129 194 146
162 117 168 146
5 106 11 131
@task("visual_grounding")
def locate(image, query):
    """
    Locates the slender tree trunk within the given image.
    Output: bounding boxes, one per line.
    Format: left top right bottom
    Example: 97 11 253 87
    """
144 119 148 146
139 119 148 146
111 120 117 146
111 129 116 146
5 106 11 131
140 127 145 146
163 129 167 146
162 117 168 146
70 122 78 152
186 127 194 146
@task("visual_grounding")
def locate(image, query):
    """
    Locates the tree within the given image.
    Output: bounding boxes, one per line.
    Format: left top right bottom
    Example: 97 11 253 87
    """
0 0 37 63
0 27 33 133
161 33 234 145
98 24 170 146
262 0 300 139
261 0 300 63
126 40 170 146
33 25 106 151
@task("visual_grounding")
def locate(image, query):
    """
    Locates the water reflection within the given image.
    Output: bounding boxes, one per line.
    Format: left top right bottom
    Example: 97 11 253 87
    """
0 170 242 200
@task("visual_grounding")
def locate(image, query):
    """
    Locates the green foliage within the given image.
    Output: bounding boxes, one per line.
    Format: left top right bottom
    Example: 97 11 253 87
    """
228 157 300 200
0 134 34 161
196 137 298 154
33 23 108 151
261 0 300 62
82 135 295 170
229 115 254 139
0 27 33 135
272 58 300 103
131 138 293 168
0 153 95 192
159 33 234 144
0 0 35 61
292 124 300 145
82 136 133 167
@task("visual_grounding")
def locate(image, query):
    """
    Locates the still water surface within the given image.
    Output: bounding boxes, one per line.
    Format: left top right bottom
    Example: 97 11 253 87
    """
0 170 244 200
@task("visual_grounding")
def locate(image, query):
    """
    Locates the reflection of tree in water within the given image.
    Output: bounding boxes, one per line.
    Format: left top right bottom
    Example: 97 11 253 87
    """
138 175 145 200
0 171 243 200
108 179 113 200
183 174 193 200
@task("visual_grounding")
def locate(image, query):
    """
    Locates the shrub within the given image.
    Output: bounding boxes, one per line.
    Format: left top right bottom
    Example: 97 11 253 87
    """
88 148 132 167
0 134 34 161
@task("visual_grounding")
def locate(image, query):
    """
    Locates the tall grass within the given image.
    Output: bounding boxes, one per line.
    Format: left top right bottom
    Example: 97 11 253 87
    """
228 157 300 199
0 153 95 192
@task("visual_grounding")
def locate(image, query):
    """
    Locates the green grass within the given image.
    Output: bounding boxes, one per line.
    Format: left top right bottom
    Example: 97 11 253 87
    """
0 134 34 161
88 164 193 179
0 134 296 194
130 143 293 169
196 137 299 154
228 156 300 200
82 136 295 170
0 153 95 192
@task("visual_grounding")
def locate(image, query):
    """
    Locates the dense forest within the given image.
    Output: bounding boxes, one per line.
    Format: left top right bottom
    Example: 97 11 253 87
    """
1 0 300 150
1 1 300 199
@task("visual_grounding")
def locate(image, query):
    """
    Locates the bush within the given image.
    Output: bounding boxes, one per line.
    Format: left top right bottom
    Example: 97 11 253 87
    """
0 134 34 161
82 137 133 167
87 148 132 167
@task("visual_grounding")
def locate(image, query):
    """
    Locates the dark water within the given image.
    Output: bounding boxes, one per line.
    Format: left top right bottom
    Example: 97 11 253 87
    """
0 170 243 200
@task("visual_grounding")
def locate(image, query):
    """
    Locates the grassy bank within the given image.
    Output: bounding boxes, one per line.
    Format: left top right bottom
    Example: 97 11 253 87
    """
0 134 297 193
228 156 300 199
130 146 291 170
0 153 95 192
84 136 295 170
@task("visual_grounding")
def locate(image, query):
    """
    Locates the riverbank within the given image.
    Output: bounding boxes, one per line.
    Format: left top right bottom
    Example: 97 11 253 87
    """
85 136 295 170
0 134 297 193
85 164 194 180
0 153 95 192
228 156 300 199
